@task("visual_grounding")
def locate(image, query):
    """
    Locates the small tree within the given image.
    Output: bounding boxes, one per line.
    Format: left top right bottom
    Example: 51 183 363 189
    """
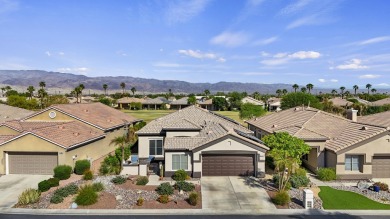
212 97 227 111
131 87 136 96
262 132 310 191
27 86 35 99
187 95 197 105
110 135 129 171
281 92 322 110
239 103 266 120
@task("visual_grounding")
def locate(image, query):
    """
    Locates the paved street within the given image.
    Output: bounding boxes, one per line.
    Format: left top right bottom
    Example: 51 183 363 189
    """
201 176 276 210
0 174 50 208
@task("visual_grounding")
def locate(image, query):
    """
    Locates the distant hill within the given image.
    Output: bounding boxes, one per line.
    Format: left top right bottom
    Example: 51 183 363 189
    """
0 70 297 94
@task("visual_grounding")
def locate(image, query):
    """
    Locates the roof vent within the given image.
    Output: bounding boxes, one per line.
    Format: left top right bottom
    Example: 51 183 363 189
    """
295 107 300 111
58 125 65 129
73 132 80 136
272 124 278 128
361 126 368 130
208 130 213 135
84 109 89 113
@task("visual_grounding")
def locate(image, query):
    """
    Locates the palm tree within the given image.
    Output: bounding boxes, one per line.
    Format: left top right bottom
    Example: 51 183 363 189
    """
340 86 346 99
39 81 46 89
344 91 351 98
73 86 82 103
306 83 314 94
301 87 307 93
5 86 11 92
366 84 372 94
353 85 359 96
78 84 85 103
331 89 338 97
371 88 377 94
103 84 108 96
131 87 136 96
292 84 299 93
27 86 35 100
204 89 210 97
252 91 261 100
110 135 128 172
120 82 126 94
38 88 47 109
276 89 282 97
282 89 288 95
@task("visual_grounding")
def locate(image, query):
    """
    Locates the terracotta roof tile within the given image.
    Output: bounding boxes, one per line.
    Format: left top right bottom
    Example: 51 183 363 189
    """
0 104 33 122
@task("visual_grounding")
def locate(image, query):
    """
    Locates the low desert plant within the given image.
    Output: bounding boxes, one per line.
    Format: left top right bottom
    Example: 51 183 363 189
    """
188 192 199 206
92 182 105 192
317 168 337 181
53 165 72 180
111 176 127 184
137 197 144 206
157 195 169 204
174 181 195 192
136 176 149 185
295 168 307 177
374 182 389 191
290 174 310 188
47 177 60 187
272 191 290 206
38 180 51 192
156 182 174 195
54 184 79 198
83 169 93 180
18 188 41 205
74 159 91 175
172 169 188 181
272 175 291 190
50 193 64 204
75 185 98 206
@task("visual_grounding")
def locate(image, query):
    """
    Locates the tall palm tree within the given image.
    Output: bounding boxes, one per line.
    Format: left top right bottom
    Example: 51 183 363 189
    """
331 89 338 97
78 84 85 103
366 84 372 94
276 89 282 97
292 84 299 93
103 84 108 96
27 86 35 100
306 83 314 94
204 89 210 97
301 87 307 93
120 82 126 94
110 135 129 171
371 88 377 94
282 89 288 95
252 91 261 100
38 88 47 109
353 85 359 96
131 87 136 96
340 86 346 99
39 81 46 89
73 86 82 103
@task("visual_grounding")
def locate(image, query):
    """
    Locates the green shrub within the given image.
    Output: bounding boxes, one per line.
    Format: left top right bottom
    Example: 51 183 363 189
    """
53 165 72 180
50 193 64 204
136 176 149 185
75 185 98 206
317 168 337 181
18 188 41 205
38 180 51 192
137 197 144 206
272 175 291 190
156 182 174 195
188 192 199 206
111 176 127 184
272 191 290 205
172 169 188 181
265 156 275 170
47 178 60 187
92 182 105 192
157 195 169 204
174 181 195 192
99 155 120 175
54 184 79 198
290 174 310 188
74 160 91 175
295 168 307 177
374 182 389 191
83 170 93 180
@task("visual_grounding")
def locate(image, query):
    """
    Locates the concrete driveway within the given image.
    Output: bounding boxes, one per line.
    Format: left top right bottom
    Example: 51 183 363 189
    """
0 174 50 208
201 176 276 210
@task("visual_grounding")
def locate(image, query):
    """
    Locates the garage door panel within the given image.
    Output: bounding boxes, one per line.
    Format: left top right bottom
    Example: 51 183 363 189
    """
8 152 58 175
372 156 390 178
202 154 254 176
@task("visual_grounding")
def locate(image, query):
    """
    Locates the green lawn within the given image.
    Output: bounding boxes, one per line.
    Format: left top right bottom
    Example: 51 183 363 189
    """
122 109 245 125
319 186 390 210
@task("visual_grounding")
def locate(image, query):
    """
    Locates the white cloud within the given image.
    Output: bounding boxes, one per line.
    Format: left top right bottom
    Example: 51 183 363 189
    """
165 0 210 24
240 72 271 76
318 78 338 83
253 36 278 46
273 53 288 58
318 79 326 83
261 51 321 66
58 52 65 56
330 79 338 82
359 74 381 79
335 59 368 70
153 62 182 68
260 58 289 66
377 83 390 87
178 49 226 62
289 51 321 59
279 0 312 15
210 31 250 47
57 67 89 75
45 51 51 57
260 51 270 57
357 36 390 45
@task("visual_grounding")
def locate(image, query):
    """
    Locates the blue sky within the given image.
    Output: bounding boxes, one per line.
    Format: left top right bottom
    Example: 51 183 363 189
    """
0 0 389 88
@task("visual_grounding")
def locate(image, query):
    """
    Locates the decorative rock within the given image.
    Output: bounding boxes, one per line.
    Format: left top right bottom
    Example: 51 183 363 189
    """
70 202 78 209
116 195 123 201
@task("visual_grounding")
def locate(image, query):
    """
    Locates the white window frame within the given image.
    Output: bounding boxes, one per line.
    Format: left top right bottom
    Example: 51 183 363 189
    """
172 154 188 170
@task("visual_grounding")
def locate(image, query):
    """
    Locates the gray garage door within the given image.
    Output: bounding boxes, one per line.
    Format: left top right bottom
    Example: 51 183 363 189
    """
8 152 58 175
202 154 254 176
372 156 390 178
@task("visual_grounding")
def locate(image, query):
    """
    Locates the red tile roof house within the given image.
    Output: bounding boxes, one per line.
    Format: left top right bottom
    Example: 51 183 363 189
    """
0 103 140 175
135 105 268 178
246 107 390 180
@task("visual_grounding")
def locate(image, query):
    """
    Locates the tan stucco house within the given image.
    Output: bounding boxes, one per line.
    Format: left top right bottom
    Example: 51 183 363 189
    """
247 107 390 180
136 106 268 178
0 103 140 175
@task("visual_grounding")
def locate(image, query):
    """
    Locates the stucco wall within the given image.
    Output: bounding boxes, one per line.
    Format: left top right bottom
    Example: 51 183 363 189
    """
0 126 20 135
165 131 199 138
325 149 337 168
138 136 164 159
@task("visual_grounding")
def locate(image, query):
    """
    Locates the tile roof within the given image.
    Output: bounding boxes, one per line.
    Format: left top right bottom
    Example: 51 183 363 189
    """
0 104 33 122
25 103 139 131
170 97 189 105
117 97 145 104
242 96 265 105
137 105 248 134
247 107 388 152
372 98 390 106
358 111 390 128
143 97 170 105
328 98 353 107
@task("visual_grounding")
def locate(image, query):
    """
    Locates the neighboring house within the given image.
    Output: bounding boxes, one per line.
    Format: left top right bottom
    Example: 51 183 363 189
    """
197 98 214 110
136 106 268 178
170 97 190 110
355 97 373 106
242 96 265 107
328 97 353 107
0 104 34 123
0 103 140 175
371 97 390 106
117 97 145 109
142 97 170 110
267 97 281 111
247 107 390 180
